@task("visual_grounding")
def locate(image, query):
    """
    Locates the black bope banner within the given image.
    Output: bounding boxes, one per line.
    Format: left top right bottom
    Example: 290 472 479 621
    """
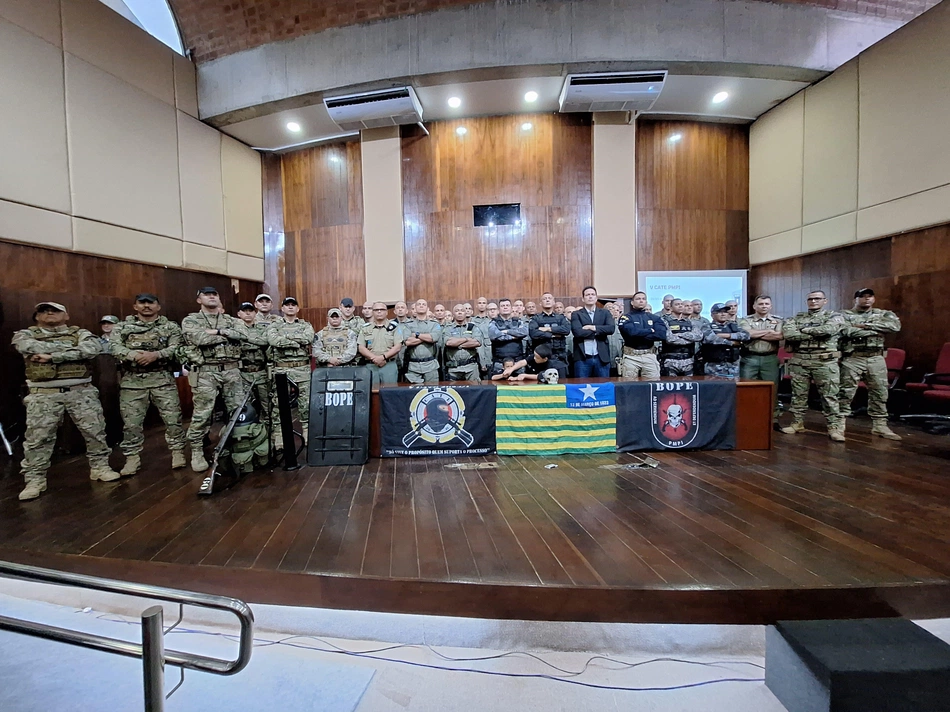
380 385 497 457
615 380 736 451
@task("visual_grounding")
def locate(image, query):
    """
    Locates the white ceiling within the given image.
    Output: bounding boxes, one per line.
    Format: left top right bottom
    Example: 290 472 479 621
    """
221 73 809 152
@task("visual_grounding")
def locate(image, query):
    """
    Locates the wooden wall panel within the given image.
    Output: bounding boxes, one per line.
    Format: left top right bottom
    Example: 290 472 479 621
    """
749 223 950 371
276 140 365 329
636 120 750 272
401 114 593 307
0 240 262 434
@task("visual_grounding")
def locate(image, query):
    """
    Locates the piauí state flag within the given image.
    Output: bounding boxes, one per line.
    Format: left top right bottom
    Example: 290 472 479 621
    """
495 383 616 455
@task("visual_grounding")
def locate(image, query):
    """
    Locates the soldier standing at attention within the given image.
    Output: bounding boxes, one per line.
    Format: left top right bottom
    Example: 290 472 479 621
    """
701 303 750 379
489 299 529 374
441 304 485 381
659 298 705 377
358 302 404 386
360 301 374 322
739 295 784 426
236 301 272 435
314 307 358 367
98 315 119 354
618 292 667 379
689 299 712 376
254 293 279 324
339 297 364 333
265 297 315 449
110 294 186 476
13 302 121 500
659 294 675 318
780 290 846 441
181 287 249 471
529 292 572 363
402 299 442 383
472 297 491 327
838 288 903 440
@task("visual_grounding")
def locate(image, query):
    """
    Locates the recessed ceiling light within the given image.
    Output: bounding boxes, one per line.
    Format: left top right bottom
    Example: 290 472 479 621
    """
448 96 462 108
524 91 538 103
286 121 301 132
668 133 682 143
521 122 533 131
712 91 729 104
456 126 467 136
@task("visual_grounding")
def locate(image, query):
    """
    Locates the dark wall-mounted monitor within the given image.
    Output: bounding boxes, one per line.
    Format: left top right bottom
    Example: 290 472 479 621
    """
474 203 521 227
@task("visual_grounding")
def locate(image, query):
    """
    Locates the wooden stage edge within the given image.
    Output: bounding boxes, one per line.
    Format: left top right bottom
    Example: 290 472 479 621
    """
369 378 775 457
3 546 949 625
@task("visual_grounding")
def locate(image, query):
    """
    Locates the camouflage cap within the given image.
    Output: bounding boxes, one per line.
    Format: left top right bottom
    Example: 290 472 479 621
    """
255 293 272 302
35 301 66 312
327 308 342 317
99 315 119 324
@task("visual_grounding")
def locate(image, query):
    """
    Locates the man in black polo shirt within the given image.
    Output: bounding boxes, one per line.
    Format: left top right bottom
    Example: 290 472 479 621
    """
529 292 571 362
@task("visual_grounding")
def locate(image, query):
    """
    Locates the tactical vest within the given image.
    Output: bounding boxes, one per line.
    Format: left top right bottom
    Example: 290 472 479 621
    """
118 322 174 373
319 327 350 359
659 319 695 359
23 326 92 381
703 324 741 363
842 311 886 353
189 315 243 364
268 321 310 363
491 318 525 361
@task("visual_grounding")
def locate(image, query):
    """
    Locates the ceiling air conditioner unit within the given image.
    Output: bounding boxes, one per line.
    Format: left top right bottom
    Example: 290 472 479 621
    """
324 87 423 131
558 71 667 113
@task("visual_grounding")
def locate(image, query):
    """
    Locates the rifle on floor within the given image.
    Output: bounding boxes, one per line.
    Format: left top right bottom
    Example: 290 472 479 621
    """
198 388 253 497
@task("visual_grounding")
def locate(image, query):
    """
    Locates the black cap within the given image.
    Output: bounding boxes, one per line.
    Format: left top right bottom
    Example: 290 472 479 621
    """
711 303 729 313
196 286 218 295
237 301 256 312
854 288 874 298
340 297 354 307
134 293 159 303
282 296 298 305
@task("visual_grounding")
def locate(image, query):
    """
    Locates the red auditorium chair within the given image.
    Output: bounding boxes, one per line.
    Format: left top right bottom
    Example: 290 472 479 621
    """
906 342 950 397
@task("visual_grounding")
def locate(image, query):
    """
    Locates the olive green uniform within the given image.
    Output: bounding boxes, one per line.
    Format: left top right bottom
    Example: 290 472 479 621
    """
358 322 403 386
402 317 442 383
314 326 358 366
839 307 901 423
440 321 485 381
738 313 783 420
781 309 846 433
109 316 185 458
240 320 272 432
181 312 249 449
265 318 315 446
12 325 115 493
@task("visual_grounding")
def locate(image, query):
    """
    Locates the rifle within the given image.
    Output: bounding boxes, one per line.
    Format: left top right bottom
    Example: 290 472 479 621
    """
198 388 253 496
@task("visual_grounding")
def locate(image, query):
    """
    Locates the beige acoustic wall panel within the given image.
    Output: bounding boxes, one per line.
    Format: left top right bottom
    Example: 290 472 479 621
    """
221 135 264 259
592 115 636 296
749 228 802 265
183 242 228 273
66 54 182 240
62 0 175 106
0 0 62 46
856 183 950 242
0 18 71 214
227 252 265 281
0 199 72 249
858 1 950 209
801 212 856 254
361 127 404 303
803 61 858 225
179 112 225 249
73 217 183 267
750 91 805 240
173 53 199 118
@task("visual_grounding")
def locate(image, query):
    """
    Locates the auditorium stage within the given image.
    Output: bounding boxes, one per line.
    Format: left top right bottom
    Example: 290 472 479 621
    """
2 412 950 625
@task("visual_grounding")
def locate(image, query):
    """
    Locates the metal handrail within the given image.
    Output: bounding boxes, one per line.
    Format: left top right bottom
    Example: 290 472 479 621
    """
0 560 254 709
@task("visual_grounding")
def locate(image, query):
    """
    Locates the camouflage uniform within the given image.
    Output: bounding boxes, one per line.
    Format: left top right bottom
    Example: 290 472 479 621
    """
265 318 315 446
781 309 846 435
240 319 272 433
660 315 705 377
402 317 442 383
440 321 485 381
341 315 365 334
254 312 279 326
358 321 403 386
12 325 117 497
109 316 185 459
839 307 901 426
314 325 358 366
701 321 750 379
181 312 249 453
738 313 784 420
690 314 713 376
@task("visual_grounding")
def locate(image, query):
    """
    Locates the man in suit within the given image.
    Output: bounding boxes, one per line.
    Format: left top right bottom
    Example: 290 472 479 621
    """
570 286 616 378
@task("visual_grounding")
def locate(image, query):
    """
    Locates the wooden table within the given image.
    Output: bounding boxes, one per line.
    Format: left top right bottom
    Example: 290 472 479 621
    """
369 377 773 456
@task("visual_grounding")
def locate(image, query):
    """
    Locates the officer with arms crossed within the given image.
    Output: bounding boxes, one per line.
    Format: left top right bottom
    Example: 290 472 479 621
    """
529 292 571 363
441 304 486 381
489 299 529 376
701 303 750 379
838 288 902 440
13 301 121 500
265 297 315 450
780 290 847 441
181 287 249 471
314 307 358 367
659 298 705 377
236 301 272 435
110 293 186 476
617 292 667 378
402 299 442 383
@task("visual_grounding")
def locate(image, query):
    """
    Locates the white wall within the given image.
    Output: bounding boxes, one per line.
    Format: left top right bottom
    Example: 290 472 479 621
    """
0 0 264 280
748 0 950 265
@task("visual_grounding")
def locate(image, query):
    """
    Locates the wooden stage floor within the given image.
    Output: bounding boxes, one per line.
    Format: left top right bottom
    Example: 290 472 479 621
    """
2 413 950 624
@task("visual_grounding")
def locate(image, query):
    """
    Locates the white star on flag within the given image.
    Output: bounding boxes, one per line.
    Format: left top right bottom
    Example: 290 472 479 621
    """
579 384 599 401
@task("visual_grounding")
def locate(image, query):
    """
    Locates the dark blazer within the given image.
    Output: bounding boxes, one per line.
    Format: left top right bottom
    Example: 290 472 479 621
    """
570 307 616 364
